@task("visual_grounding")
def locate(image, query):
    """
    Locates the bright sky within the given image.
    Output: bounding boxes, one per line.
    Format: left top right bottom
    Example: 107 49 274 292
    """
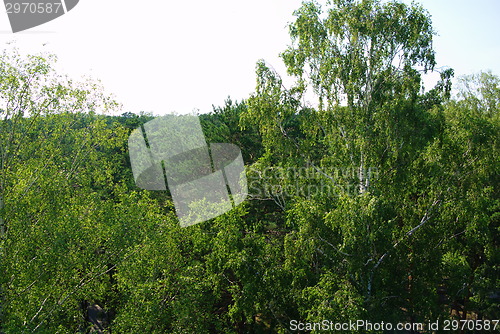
0 0 499 115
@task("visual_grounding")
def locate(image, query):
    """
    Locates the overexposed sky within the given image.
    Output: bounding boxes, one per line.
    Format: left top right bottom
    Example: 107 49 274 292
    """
0 0 499 115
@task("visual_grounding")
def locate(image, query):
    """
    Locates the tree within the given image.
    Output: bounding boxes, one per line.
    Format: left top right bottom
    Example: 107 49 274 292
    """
240 0 496 327
245 0 440 200
419 72 499 320
281 0 436 109
0 49 129 332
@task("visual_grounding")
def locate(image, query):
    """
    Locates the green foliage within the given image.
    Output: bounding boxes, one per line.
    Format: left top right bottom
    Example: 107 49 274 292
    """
0 2 498 332
200 98 263 164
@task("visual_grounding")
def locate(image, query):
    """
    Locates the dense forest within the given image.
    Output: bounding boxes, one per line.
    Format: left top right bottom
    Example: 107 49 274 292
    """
0 0 498 333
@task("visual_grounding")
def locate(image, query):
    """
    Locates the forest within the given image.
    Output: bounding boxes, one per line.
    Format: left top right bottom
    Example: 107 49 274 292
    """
0 0 498 333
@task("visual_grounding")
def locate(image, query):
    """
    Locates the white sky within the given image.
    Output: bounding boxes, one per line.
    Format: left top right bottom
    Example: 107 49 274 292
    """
0 0 499 115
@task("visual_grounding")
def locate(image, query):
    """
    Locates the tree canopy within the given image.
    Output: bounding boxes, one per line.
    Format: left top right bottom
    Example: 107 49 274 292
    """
0 1 498 332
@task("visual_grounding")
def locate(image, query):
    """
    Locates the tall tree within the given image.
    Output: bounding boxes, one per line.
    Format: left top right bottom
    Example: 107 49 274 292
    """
0 50 128 332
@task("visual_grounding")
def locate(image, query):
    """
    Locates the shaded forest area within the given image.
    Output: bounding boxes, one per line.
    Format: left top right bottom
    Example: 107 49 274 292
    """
0 0 499 333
